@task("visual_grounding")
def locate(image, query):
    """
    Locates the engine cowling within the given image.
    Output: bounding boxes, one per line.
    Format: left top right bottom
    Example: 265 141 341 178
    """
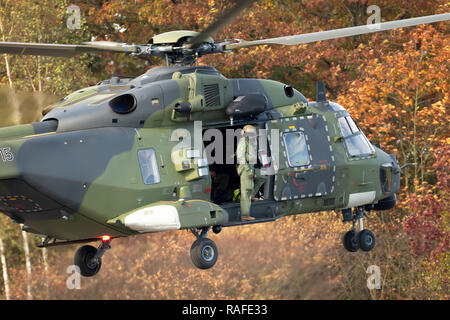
149 30 214 46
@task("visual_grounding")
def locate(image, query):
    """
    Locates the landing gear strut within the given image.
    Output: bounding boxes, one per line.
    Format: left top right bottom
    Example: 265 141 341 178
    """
342 207 376 252
190 227 218 269
74 237 111 277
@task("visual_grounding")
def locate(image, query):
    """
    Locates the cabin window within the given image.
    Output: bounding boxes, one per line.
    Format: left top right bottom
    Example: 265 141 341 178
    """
138 148 161 185
283 131 310 167
338 115 374 157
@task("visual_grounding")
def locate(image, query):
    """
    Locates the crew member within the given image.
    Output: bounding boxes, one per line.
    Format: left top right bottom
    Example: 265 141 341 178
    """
236 125 265 221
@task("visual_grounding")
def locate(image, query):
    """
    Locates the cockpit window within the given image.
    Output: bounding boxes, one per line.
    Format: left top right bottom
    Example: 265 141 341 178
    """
283 131 310 167
338 115 374 158
138 148 161 185
344 134 374 157
345 116 359 134
338 117 352 137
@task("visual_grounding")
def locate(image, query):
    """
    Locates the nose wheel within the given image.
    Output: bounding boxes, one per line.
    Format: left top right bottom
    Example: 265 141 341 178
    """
189 227 219 269
341 207 376 252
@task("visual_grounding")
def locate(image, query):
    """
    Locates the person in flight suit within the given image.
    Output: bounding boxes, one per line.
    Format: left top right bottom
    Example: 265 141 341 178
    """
236 125 265 221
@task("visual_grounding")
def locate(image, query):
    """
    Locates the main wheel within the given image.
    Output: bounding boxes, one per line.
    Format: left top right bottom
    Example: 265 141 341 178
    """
358 229 376 251
343 230 360 252
74 245 102 277
190 238 218 270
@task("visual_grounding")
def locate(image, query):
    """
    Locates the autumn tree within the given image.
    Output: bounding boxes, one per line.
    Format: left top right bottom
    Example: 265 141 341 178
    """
337 23 449 298
0 0 96 103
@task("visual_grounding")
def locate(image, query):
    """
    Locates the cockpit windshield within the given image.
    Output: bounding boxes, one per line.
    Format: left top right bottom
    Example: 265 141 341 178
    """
337 115 374 158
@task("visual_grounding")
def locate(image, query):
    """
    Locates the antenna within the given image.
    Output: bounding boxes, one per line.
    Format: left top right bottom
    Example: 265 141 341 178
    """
316 81 327 102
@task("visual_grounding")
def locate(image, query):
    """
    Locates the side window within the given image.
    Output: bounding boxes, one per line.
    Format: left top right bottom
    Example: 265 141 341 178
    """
283 131 310 167
138 148 161 185
337 115 374 157
344 134 374 157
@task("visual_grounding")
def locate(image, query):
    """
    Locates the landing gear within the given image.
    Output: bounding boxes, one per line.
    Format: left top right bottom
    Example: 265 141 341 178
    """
343 230 359 252
190 227 219 269
358 229 376 251
74 237 111 277
341 207 376 253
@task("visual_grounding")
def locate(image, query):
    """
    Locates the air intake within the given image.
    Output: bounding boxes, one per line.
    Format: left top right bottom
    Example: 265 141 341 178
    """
203 84 220 107
109 94 137 114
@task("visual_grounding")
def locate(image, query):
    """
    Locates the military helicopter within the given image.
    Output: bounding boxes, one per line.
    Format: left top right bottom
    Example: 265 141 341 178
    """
0 0 448 277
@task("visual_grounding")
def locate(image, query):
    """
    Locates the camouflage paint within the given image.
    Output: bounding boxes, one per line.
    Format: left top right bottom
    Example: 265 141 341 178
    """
0 65 401 242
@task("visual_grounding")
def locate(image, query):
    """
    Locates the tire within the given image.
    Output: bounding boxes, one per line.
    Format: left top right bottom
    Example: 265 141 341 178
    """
343 230 360 252
74 245 102 277
190 238 218 270
358 229 376 251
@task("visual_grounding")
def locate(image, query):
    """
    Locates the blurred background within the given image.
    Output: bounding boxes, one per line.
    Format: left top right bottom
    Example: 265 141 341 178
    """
0 0 448 299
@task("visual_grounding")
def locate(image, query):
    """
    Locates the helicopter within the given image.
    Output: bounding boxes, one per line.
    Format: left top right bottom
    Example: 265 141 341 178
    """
0 0 448 277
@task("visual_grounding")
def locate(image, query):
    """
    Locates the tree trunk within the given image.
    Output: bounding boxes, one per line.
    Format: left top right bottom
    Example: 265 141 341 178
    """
42 247 49 299
21 228 33 300
0 12 20 125
0 236 10 300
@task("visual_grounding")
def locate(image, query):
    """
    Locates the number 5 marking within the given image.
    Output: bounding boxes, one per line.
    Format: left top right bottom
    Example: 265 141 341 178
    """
0 147 14 162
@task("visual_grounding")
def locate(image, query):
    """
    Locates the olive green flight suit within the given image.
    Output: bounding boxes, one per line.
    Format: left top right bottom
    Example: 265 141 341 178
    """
236 136 265 218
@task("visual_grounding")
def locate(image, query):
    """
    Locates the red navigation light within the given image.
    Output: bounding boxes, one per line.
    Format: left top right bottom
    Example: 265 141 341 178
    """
101 235 111 242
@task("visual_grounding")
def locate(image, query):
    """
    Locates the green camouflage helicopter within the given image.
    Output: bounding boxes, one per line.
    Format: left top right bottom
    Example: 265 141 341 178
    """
0 1 448 276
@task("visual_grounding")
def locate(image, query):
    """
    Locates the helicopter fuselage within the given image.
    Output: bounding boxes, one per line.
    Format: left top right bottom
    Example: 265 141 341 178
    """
0 65 400 241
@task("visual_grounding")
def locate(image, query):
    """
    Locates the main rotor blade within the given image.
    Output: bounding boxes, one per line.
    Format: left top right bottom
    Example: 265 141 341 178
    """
225 13 450 50
0 41 139 57
188 0 256 49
